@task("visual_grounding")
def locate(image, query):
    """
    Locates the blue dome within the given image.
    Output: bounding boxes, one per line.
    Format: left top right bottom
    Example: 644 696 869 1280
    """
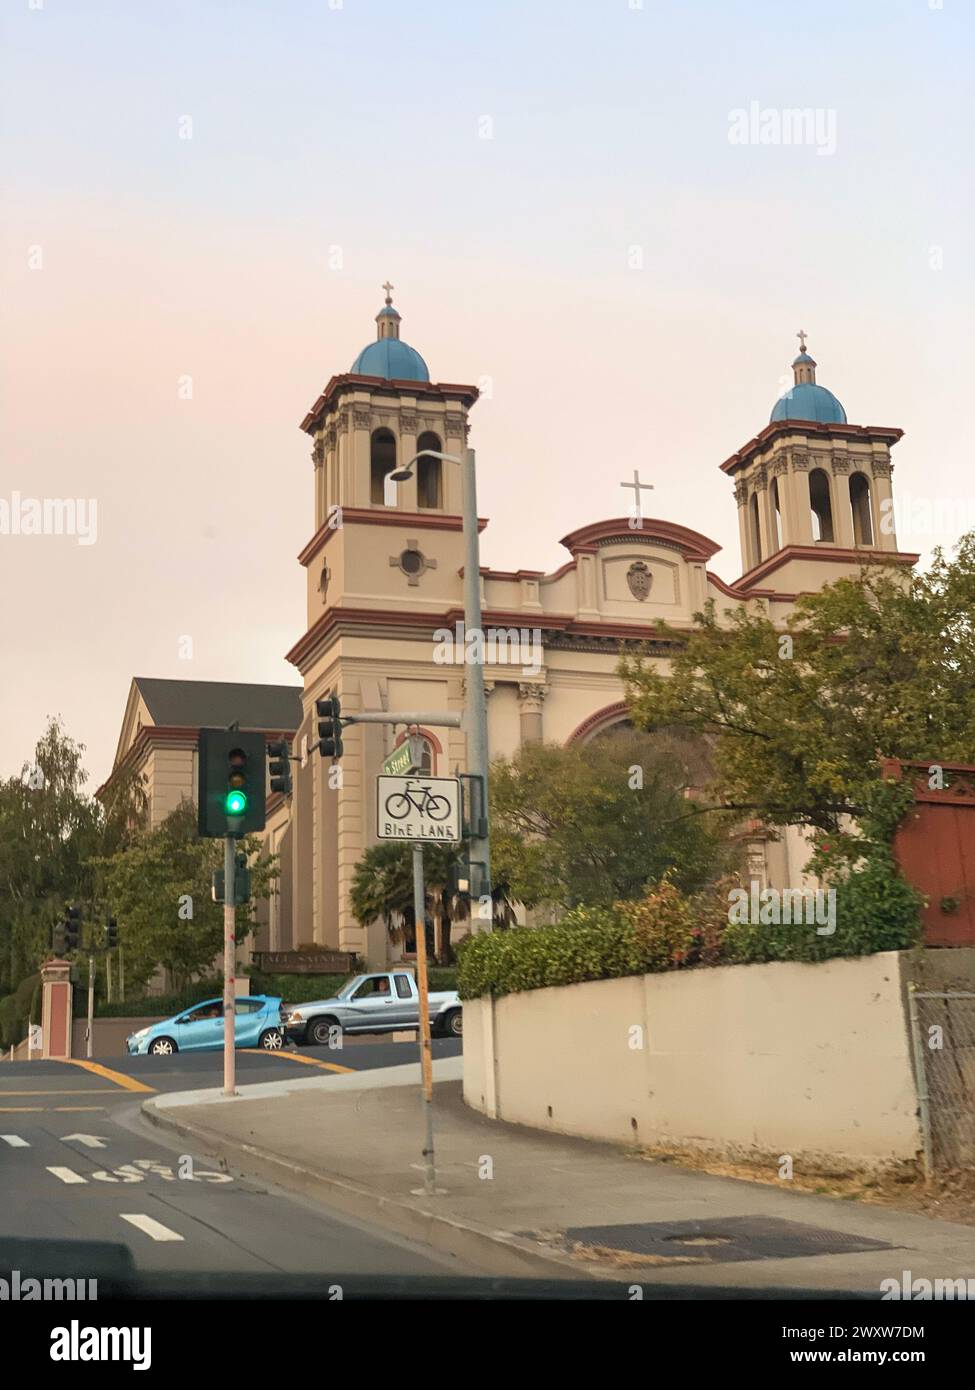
771 382 847 425
351 338 429 382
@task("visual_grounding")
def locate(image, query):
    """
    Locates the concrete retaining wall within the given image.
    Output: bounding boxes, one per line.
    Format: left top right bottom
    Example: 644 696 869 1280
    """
464 951 926 1166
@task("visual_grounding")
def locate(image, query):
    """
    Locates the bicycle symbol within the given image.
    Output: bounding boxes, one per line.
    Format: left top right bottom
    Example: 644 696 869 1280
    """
384 780 452 822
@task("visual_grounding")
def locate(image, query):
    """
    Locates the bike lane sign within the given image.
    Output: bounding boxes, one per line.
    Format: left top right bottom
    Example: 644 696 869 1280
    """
377 775 461 843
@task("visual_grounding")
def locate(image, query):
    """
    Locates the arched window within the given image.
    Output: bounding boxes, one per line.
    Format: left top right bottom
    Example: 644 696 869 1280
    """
809 468 834 542
749 492 763 564
849 472 873 545
770 476 783 550
416 431 442 510
370 429 397 506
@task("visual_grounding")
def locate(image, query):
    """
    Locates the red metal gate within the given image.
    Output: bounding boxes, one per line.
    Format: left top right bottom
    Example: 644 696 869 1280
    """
883 759 975 947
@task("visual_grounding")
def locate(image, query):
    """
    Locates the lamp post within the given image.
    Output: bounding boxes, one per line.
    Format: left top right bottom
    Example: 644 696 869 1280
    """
390 447 492 925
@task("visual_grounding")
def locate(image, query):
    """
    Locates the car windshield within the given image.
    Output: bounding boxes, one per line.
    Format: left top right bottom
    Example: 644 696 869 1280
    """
3 2 968 1343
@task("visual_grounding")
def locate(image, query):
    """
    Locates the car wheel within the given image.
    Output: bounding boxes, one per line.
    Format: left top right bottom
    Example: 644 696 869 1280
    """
445 1010 463 1038
259 1028 284 1051
309 1017 338 1047
149 1036 177 1056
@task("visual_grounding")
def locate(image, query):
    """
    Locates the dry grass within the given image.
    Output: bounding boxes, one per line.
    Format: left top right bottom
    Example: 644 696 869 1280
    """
636 1143 975 1225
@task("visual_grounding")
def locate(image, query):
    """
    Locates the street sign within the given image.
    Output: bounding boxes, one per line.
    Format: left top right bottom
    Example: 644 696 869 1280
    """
382 734 426 777
382 742 413 777
377 775 461 843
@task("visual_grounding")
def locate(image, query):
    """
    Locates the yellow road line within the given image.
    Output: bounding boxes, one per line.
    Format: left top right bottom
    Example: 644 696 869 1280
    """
0 1089 120 1097
241 1049 354 1074
60 1059 155 1094
0 1106 106 1113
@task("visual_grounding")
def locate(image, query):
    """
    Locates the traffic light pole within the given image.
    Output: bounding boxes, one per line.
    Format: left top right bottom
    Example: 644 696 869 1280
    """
411 844 437 1197
85 955 95 1060
223 835 236 1097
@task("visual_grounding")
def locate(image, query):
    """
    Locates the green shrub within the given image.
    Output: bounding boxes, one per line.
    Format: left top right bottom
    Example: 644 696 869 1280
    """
722 854 922 965
458 858 922 1000
95 978 224 1019
457 907 644 1000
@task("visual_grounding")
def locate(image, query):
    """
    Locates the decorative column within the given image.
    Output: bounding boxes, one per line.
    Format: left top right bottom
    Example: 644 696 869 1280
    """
734 479 752 570
788 452 815 544
831 454 855 547
518 683 548 744
871 457 896 550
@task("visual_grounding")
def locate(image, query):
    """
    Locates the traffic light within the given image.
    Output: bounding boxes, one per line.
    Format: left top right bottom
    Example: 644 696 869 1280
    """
211 852 251 906
316 695 343 760
267 739 293 796
64 904 82 952
198 729 267 837
106 917 119 950
52 921 67 955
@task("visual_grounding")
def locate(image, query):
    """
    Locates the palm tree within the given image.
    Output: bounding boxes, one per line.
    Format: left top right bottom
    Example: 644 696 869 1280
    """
350 842 516 963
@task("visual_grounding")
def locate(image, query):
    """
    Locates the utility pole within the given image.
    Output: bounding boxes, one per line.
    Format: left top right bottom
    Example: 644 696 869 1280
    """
391 445 493 919
460 447 492 924
412 845 437 1196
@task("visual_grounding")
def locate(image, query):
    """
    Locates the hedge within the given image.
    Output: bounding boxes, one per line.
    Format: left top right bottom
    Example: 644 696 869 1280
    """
457 859 922 1000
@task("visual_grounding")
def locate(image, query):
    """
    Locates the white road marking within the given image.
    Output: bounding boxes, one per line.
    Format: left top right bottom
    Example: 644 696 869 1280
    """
120 1214 184 1243
1 1134 29 1148
47 1166 87 1184
61 1132 109 1148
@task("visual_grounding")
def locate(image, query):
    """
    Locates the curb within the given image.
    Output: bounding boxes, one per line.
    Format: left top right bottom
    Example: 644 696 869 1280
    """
142 1098 612 1282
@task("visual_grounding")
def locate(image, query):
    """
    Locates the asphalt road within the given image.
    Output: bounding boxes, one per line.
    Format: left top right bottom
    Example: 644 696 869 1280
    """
0 1039 473 1280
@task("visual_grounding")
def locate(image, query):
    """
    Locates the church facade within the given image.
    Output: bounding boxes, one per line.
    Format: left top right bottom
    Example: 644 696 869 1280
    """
105 297 918 968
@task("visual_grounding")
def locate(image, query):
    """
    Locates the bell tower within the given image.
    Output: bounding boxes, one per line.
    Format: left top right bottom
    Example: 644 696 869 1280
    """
296 288 479 625
721 334 913 591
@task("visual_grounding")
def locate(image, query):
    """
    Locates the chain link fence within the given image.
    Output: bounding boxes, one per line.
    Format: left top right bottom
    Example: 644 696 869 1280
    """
908 990 975 1174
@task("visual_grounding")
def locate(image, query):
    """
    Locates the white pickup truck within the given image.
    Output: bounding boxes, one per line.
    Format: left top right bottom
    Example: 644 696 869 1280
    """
281 971 462 1046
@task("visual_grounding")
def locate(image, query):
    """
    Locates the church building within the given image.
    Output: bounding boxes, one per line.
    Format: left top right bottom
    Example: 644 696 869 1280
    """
105 297 918 968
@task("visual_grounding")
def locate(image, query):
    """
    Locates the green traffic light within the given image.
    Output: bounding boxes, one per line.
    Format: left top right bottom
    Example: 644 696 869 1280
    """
224 789 247 816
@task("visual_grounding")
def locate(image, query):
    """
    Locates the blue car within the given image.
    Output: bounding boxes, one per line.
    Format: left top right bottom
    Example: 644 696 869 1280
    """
126 996 284 1056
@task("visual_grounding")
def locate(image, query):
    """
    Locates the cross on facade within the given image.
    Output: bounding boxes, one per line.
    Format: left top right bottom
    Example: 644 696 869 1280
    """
382 280 394 305
797 328 808 352
621 469 654 529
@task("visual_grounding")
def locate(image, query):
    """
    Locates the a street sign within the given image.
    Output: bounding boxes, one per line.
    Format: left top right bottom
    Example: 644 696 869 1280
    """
377 775 461 843
382 734 426 777
382 742 413 777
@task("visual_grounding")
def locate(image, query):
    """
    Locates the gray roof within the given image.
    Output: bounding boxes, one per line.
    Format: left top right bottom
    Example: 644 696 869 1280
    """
135 677 303 731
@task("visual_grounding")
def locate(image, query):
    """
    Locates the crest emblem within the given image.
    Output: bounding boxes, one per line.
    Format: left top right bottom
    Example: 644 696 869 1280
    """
626 560 652 601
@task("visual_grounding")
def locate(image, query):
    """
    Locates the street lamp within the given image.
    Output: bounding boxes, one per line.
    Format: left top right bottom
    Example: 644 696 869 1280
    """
390 447 492 925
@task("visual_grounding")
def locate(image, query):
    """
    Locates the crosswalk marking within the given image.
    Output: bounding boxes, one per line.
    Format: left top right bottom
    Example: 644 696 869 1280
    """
120 1214 184 1242
46 1166 87 1184
1 1134 29 1147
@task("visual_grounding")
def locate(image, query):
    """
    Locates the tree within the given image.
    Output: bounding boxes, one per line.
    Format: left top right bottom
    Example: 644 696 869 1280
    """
349 841 516 963
489 729 726 910
94 801 278 994
0 718 101 1001
619 538 975 846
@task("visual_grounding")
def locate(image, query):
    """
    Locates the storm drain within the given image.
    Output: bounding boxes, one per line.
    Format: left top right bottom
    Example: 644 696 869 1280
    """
553 1216 895 1265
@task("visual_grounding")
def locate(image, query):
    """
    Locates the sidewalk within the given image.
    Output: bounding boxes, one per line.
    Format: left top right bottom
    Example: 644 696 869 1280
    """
144 1058 975 1290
